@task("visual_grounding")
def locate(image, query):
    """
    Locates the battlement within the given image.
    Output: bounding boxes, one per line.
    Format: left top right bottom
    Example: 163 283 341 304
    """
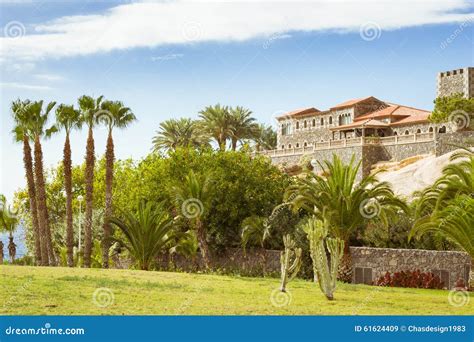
437 67 474 98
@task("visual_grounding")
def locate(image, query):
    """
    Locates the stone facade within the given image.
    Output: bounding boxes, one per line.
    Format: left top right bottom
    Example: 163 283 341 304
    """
437 67 474 98
350 246 472 289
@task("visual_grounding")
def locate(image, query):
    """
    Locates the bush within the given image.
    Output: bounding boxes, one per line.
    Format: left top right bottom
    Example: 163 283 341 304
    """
375 269 444 289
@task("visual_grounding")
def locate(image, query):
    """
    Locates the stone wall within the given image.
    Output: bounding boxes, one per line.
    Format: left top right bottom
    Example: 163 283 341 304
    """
435 131 474 156
437 67 474 99
350 247 471 289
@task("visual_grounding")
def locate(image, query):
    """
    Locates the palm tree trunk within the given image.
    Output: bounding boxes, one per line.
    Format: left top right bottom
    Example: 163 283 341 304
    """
8 233 16 263
231 138 237 151
337 243 353 283
22 137 42 265
33 136 51 266
83 126 95 268
102 130 114 269
63 133 74 267
0 241 4 264
196 219 210 269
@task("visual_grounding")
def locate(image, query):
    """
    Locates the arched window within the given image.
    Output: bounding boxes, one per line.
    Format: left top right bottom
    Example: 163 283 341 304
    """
304 120 307 128
281 145 285 149
312 119 316 127
429 127 434 133
393 131 398 136
320 118 324 126
329 116 333 125
304 142 307 147
296 143 299 148
439 126 446 133
296 122 299 130
416 129 421 134
404 130 409 135
288 144 292 148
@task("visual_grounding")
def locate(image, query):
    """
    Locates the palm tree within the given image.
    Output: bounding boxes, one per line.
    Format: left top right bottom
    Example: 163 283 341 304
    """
0 195 19 263
99 100 136 269
411 147 474 265
229 106 256 150
198 104 232 151
152 118 208 153
11 99 42 265
55 104 82 267
108 202 174 270
253 124 277 151
78 95 103 268
241 215 271 274
28 100 57 266
285 154 407 282
172 170 212 269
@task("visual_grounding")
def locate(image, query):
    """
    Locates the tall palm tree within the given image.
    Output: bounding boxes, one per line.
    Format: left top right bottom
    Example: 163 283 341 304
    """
253 124 277 151
152 118 208 153
198 104 232 151
229 106 256 150
55 104 82 267
108 201 174 270
99 100 136 269
28 100 57 266
78 95 103 268
11 99 42 265
285 154 407 282
172 170 212 269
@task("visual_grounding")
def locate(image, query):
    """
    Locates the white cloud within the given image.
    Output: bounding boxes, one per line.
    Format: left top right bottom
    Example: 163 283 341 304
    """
0 0 472 61
33 73 64 81
0 82 53 91
151 53 184 61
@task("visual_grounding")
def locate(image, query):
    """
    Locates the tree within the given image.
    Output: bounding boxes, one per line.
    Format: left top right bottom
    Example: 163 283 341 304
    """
11 99 42 265
78 95 104 268
172 170 212 268
285 154 407 282
253 124 277 151
430 93 474 129
55 104 82 267
152 118 208 153
229 106 256 150
108 201 174 270
0 195 19 263
28 100 58 266
99 100 136 269
198 104 232 151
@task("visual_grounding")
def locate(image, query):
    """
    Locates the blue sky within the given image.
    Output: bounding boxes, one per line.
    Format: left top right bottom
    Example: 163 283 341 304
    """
0 0 473 199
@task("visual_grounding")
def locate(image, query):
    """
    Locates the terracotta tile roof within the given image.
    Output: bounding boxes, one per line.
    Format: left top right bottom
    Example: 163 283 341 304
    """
276 107 320 119
330 96 376 110
331 119 389 130
355 105 430 126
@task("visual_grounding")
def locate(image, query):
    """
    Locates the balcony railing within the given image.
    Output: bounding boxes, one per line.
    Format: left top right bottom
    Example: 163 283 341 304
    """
257 132 435 157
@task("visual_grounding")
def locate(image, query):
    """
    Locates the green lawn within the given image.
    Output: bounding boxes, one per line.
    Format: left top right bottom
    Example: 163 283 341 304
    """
0 265 472 315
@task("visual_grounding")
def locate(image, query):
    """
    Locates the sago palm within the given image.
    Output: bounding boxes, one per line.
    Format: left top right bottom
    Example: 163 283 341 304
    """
285 154 407 282
229 106 256 151
108 201 174 270
172 170 212 269
99 100 136 269
78 95 103 268
56 104 82 267
28 100 58 266
11 99 42 264
198 104 232 151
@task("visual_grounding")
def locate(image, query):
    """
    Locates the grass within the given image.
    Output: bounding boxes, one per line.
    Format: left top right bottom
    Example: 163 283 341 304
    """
0 265 472 315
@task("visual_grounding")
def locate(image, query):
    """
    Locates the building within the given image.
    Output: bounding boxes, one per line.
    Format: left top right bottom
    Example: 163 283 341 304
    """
437 67 474 98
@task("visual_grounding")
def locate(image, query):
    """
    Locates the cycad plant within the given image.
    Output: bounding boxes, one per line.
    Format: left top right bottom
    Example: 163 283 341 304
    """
108 202 174 271
55 104 82 267
285 154 407 282
99 100 136 269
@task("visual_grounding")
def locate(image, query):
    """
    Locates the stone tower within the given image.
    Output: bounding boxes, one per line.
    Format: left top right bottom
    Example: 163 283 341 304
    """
437 67 474 98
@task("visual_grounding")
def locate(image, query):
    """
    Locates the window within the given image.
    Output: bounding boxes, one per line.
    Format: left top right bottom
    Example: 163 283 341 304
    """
416 129 421 134
453 70 457 75
312 119 316 127
296 143 299 148
439 126 446 133
460 69 464 74
329 116 333 125
304 142 307 147
320 118 324 126
296 122 299 130
404 130 409 135
393 131 398 136
281 145 285 149
429 127 433 133
304 120 307 128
